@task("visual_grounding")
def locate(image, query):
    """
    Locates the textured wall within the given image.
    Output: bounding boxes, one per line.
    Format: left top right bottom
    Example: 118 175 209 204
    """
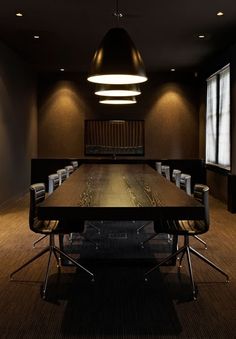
0 42 37 205
38 72 200 159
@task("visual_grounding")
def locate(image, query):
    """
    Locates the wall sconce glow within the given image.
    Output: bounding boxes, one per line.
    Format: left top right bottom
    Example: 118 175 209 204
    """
16 12 23 17
87 28 147 84
60 68 65 72
217 11 224 16
198 34 205 39
95 84 141 97
99 96 137 104
171 68 175 72
34 35 40 39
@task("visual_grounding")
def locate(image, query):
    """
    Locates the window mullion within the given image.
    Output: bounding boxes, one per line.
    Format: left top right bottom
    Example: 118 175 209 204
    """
216 74 220 163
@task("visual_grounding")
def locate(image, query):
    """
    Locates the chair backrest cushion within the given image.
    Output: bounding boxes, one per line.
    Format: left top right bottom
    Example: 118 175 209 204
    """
172 169 181 188
180 173 191 195
65 165 74 178
29 183 46 230
194 184 210 227
155 162 162 174
48 173 60 194
57 169 67 184
71 161 78 169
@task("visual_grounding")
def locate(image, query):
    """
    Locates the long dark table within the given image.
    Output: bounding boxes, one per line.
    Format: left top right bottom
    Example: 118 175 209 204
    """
38 164 204 221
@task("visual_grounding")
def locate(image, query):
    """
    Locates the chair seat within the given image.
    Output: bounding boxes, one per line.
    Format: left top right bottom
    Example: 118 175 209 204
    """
154 219 207 235
32 219 58 233
33 218 84 234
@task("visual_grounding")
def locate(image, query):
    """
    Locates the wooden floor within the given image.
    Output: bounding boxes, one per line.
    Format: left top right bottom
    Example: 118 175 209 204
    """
0 194 236 338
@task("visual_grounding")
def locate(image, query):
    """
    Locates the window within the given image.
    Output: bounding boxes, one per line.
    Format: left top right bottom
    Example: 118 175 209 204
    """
206 64 230 169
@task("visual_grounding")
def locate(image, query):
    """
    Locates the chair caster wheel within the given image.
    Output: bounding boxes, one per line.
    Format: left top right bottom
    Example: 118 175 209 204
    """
137 230 139 235
144 277 148 282
91 277 95 283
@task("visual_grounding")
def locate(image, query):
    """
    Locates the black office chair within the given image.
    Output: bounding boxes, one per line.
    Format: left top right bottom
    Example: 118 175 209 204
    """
10 183 94 299
33 173 60 248
144 184 229 300
48 173 60 194
180 173 191 195
65 165 74 178
180 172 207 249
57 168 67 185
172 169 181 188
71 160 79 170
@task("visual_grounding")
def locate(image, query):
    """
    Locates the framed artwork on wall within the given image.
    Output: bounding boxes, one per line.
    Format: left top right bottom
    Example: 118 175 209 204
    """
84 119 145 156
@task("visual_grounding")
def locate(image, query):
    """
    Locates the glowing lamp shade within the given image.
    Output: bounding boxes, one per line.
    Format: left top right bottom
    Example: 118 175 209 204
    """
99 96 137 104
95 84 141 97
87 27 147 84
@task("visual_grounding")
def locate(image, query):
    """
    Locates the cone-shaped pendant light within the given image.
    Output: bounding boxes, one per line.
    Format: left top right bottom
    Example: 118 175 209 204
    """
95 84 141 97
87 27 147 85
99 96 137 104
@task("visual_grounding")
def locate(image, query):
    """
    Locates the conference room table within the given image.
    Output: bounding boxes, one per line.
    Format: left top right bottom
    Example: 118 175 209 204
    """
38 163 205 222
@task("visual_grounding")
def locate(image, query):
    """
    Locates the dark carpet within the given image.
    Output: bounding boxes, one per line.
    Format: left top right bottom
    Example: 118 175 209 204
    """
63 220 173 264
0 195 235 338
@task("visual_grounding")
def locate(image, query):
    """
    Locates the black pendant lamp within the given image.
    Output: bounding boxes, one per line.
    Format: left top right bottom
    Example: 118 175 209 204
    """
95 84 141 97
87 1 147 85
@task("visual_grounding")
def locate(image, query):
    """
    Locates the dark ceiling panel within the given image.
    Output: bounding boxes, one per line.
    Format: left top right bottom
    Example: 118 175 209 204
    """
0 0 236 73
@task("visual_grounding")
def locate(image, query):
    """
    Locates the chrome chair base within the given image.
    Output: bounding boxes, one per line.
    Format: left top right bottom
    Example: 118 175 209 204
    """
87 221 101 235
33 234 48 248
144 236 229 300
10 234 94 299
193 235 207 249
139 233 173 248
136 221 151 235
139 233 157 248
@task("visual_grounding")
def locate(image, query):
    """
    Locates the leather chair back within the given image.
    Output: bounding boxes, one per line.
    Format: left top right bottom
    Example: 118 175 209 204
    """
57 169 67 185
71 161 78 170
65 165 74 178
161 165 170 181
155 161 162 174
180 173 191 195
48 173 60 194
29 183 46 231
194 184 210 228
172 169 181 188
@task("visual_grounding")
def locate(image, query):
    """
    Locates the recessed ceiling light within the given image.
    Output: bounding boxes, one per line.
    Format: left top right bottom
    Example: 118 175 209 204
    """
217 11 224 16
171 68 175 72
16 12 23 17
60 68 65 72
198 35 205 39
34 35 40 39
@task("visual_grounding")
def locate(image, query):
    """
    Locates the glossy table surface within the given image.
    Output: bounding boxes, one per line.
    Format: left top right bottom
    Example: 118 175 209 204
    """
38 164 204 221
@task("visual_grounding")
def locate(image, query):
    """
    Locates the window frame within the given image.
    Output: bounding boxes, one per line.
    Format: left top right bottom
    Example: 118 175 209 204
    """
205 64 231 171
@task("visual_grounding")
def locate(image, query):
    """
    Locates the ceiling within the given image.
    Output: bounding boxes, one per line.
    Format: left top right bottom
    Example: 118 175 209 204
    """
0 0 236 74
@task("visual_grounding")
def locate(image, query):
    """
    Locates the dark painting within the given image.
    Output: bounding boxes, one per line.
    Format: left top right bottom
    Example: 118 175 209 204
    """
84 120 144 156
